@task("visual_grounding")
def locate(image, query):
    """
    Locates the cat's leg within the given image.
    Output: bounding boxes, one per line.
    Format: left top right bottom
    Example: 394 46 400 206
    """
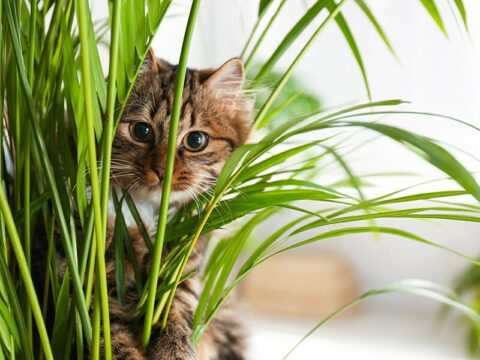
197 307 246 360
147 279 199 360
97 321 146 360
108 323 146 360
98 290 146 360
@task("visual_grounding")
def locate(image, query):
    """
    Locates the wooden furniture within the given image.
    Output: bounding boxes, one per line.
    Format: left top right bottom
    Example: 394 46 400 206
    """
241 251 358 319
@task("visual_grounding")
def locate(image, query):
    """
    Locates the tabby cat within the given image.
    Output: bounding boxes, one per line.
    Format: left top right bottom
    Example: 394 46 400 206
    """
102 50 252 359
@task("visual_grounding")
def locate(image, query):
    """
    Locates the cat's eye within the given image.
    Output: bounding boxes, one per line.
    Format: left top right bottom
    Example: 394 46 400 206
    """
130 122 153 142
183 131 208 152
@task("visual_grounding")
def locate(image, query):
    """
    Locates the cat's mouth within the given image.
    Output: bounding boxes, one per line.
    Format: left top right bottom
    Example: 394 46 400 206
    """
111 170 204 207
127 182 193 207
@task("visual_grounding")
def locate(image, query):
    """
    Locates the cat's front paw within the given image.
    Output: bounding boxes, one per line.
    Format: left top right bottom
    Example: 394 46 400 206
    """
147 329 196 360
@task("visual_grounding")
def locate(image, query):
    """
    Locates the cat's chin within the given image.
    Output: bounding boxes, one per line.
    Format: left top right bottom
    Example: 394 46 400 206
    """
125 185 192 208
109 186 193 229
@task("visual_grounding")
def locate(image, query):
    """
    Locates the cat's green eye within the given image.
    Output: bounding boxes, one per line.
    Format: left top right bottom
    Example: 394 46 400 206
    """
183 131 208 152
130 122 153 142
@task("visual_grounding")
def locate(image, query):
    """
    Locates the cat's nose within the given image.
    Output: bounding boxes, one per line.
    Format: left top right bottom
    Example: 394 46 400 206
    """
152 165 165 182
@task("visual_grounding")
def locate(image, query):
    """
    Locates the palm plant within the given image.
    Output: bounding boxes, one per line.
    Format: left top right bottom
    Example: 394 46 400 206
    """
0 0 478 359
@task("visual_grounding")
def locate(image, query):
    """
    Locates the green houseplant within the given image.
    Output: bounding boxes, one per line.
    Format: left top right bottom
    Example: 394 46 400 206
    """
0 0 479 359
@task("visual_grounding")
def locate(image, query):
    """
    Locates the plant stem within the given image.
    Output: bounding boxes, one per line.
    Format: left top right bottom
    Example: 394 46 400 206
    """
244 0 288 71
239 0 277 60
100 0 121 233
141 0 202 347
75 0 111 357
24 0 38 343
91 282 102 360
0 185 53 360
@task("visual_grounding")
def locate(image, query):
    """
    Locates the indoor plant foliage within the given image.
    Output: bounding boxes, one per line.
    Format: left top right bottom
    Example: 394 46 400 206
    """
0 0 479 359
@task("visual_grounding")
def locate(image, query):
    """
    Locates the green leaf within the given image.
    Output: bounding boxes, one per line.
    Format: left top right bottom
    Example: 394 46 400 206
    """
51 272 70 360
124 193 153 253
236 140 324 184
213 143 261 196
419 0 447 35
283 279 480 358
284 225 480 266
355 0 396 57
0 255 32 359
326 1 371 98
0 299 21 350
343 122 480 201
134 0 146 54
453 0 468 30
112 192 127 304
194 209 275 338
295 203 478 236
255 0 330 82
168 189 337 241
259 0 274 15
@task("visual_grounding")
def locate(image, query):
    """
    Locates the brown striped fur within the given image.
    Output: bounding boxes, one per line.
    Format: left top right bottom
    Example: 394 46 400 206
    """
100 50 251 359
111 49 251 208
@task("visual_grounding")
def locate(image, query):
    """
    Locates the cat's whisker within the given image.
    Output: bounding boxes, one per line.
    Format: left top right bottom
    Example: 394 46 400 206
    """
110 158 138 165
180 185 203 216
189 183 227 223
110 169 136 175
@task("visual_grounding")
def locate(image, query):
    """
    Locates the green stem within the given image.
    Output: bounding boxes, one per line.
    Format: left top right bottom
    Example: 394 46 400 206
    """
244 0 288 71
23 0 37 343
91 281 102 360
141 0 203 347
100 0 121 232
254 0 346 126
0 185 53 360
75 0 111 357
239 0 277 60
152 265 181 324
85 235 97 308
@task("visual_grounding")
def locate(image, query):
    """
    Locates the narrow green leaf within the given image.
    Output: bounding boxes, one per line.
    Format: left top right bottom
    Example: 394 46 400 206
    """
254 0 330 82
276 226 480 266
214 144 260 196
244 0 287 69
0 299 21 349
453 0 468 30
344 122 480 201
236 140 323 183
326 1 371 98
294 208 480 235
51 272 70 359
355 0 396 57
0 255 32 359
259 0 274 15
283 279 480 358
168 189 337 240
419 0 447 35
124 193 153 253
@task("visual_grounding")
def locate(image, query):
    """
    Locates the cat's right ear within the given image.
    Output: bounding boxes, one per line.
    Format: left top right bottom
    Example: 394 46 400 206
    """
203 58 245 97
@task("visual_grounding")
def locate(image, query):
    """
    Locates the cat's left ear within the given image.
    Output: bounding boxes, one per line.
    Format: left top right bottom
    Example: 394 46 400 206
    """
140 48 159 75
203 58 245 97
140 48 171 75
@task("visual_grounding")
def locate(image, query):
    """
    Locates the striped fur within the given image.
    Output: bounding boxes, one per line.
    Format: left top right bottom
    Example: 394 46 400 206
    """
103 51 251 359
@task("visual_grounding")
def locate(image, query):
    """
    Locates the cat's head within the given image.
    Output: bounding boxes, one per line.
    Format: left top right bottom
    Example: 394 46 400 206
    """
111 49 252 206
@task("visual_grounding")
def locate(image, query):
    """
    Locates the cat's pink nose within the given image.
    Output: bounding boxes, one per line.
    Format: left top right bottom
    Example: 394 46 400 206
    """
152 165 165 181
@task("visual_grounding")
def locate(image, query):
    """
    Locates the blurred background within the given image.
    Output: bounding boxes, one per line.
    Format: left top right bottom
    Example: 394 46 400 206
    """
94 0 480 358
